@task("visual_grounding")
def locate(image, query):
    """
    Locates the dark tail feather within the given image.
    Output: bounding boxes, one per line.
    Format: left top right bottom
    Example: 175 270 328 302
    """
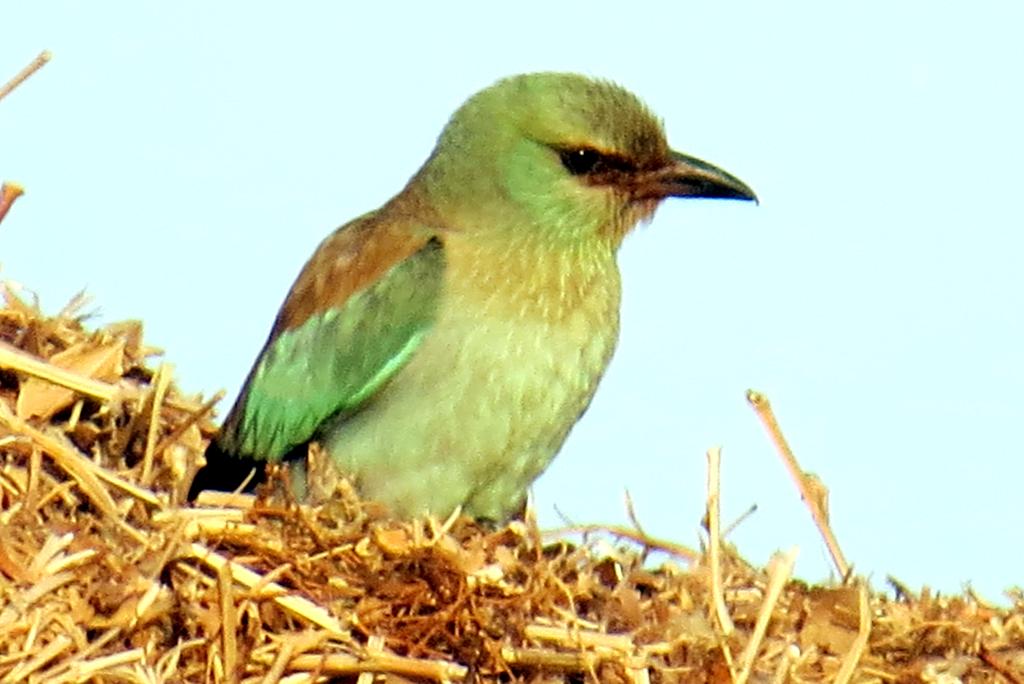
187 439 266 501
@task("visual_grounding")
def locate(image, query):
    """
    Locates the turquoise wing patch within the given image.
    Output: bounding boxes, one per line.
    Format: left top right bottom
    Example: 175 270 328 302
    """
218 238 444 461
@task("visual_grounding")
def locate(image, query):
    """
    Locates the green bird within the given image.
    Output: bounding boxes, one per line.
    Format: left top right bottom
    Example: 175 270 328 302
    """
189 72 757 521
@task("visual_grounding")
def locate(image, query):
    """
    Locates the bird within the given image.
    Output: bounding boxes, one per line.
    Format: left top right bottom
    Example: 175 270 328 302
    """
188 72 756 522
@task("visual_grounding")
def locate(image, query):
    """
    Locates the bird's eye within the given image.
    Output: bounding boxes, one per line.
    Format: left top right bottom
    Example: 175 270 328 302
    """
560 148 605 175
559 147 637 177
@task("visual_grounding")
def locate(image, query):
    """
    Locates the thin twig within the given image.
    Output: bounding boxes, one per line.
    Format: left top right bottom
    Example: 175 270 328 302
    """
706 446 734 636
218 562 239 684
747 389 850 578
979 645 1024 684
257 639 296 684
0 183 25 225
141 362 173 485
0 341 124 404
0 339 204 413
0 51 51 102
624 489 648 537
735 547 798 684
287 651 468 682
155 389 223 460
544 524 698 562
501 647 625 673
524 624 636 653
187 542 345 637
42 649 145 684
722 503 758 538
770 644 797 684
833 582 871 684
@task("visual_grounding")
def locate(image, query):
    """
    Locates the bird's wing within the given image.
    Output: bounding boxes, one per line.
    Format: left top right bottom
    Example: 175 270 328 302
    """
216 215 445 462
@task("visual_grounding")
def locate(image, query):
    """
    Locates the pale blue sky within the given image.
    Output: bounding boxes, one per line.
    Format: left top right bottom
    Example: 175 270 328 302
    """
3 3 1022 598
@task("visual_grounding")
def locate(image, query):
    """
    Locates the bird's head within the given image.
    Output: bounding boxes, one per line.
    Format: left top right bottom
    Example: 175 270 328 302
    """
416 72 757 248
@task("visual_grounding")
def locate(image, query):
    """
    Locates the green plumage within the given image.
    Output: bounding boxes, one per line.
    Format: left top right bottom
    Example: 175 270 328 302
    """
189 72 756 519
216 238 445 461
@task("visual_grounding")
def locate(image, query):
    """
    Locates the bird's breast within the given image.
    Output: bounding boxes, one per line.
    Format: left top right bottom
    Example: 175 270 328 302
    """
323 235 622 520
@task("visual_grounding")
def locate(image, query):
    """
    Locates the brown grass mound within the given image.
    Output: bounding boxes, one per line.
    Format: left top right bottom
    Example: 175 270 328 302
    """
0 288 1022 683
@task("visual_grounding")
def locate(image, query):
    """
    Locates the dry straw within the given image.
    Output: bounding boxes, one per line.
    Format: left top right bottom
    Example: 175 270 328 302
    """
2 50 1023 684
0 290 1021 682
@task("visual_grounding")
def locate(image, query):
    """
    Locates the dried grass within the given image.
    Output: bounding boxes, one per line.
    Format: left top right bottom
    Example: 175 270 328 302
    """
0 289 1022 683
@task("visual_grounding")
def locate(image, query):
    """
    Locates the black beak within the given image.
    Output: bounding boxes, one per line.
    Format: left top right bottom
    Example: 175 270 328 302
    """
644 150 758 203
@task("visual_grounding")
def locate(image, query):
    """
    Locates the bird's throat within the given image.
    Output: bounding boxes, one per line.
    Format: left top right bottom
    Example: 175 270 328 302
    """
441 230 622 329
